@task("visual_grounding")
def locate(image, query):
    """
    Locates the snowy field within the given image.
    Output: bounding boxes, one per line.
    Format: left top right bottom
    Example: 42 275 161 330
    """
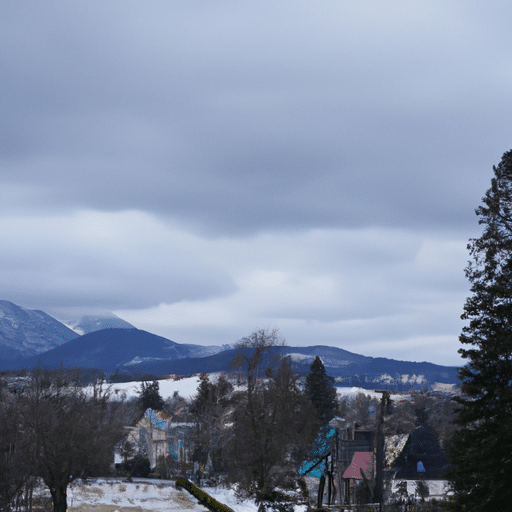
38 479 206 512
335 387 408 401
107 374 408 403
36 477 446 512
109 375 203 401
37 478 299 512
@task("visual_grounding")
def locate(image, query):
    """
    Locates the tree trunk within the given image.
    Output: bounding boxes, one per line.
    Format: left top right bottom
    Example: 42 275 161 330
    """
49 485 68 512
317 474 325 509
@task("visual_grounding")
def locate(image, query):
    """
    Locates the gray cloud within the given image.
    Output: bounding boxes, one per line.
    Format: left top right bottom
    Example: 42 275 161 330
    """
0 212 237 309
0 1 510 365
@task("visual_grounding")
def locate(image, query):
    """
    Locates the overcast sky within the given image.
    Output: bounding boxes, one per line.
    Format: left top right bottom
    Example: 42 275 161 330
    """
2 1 512 366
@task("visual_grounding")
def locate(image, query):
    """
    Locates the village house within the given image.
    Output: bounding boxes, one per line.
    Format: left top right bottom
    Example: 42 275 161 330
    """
126 407 195 470
301 418 376 508
308 411 451 508
330 419 375 506
389 420 451 501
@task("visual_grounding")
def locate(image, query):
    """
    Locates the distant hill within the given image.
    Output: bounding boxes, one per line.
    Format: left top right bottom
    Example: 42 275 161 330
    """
1 328 231 375
0 299 460 391
0 300 79 362
2 326 460 391
127 344 460 392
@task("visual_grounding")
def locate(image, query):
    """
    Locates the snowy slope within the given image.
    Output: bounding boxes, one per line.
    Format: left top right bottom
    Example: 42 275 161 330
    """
0 300 78 361
109 375 204 401
63 312 135 335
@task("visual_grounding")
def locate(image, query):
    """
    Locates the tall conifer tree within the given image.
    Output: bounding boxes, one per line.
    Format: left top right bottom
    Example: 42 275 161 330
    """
305 356 337 425
449 150 512 511
139 380 165 411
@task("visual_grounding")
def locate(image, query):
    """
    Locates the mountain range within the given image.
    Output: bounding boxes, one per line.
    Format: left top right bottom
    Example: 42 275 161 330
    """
0 300 460 391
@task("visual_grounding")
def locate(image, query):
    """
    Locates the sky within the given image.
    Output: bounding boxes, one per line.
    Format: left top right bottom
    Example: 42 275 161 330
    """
2 1 512 367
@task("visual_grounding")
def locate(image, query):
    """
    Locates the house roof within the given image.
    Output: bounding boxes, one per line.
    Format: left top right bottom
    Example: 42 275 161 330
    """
299 425 335 477
145 408 171 430
392 424 450 479
342 452 373 480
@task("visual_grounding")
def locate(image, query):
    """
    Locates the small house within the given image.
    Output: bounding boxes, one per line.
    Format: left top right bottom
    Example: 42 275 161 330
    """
392 423 450 480
126 408 194 469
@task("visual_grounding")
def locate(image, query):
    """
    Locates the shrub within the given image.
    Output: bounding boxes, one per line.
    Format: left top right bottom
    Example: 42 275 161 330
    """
175 477 235 512
123 455 151 478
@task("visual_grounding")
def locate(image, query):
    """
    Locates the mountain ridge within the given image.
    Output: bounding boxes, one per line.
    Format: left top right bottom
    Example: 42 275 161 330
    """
0 300 460 391
1 327 459 391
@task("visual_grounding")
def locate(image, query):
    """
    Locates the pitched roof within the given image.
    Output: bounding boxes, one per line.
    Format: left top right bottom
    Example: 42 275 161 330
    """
343 452 373 480
392 424 450 479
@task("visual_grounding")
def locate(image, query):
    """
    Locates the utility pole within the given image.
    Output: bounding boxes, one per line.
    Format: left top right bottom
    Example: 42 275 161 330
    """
374 390 391 511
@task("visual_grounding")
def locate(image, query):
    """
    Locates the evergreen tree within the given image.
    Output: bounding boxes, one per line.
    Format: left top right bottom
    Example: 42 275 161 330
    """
139 380 165 411
190 374 233 470
190 374 213 417
448 150 512 511
305 356 337 424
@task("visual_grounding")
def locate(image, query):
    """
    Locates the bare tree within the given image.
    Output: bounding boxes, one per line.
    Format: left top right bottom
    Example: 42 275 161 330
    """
338 393 379 430
230 328 285 395
0 382 33 512
227 355 319 510
22 368 125 512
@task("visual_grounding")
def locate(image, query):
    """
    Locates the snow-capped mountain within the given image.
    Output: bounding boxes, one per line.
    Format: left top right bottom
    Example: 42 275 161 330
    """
0 300 79 362
2 329 459 391
59 312 135 335
0 300 460 391
2 327 234 374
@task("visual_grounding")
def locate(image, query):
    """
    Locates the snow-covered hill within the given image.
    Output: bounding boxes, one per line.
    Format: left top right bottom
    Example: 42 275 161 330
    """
0 300 78 362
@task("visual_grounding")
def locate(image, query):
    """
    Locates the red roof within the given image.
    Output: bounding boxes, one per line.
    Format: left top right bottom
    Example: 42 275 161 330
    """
342 452 373 480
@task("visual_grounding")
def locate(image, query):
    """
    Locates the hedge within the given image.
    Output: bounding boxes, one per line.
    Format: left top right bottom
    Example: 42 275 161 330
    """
175 477 236 512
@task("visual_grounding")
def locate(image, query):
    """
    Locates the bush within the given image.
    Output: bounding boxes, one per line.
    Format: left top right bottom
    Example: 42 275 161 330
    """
124 455 151 478
297 477 309 501
110 370 133 383
175 477 235 512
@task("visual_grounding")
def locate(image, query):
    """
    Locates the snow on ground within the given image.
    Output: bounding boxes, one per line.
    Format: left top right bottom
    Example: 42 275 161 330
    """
286 353 315 363
203 485 307 512
108 378 408 404
35 479 305 512
101 368 422 405
202 485 258 512
108 373 249 402
36 479 208 512
35 477 449 512
335 386 408 401
390 479 451 500
109 375 203 401
431 382 458 393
